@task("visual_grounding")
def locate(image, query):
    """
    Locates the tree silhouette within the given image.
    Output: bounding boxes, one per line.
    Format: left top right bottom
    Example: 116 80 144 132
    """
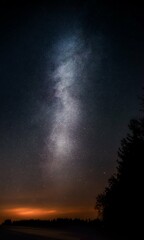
96 99 144 232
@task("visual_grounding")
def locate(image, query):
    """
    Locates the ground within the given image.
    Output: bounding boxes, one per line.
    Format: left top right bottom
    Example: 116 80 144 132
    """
0 226 120 240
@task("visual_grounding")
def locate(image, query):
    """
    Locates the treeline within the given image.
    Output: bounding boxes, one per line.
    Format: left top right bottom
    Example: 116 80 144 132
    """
2 218 102 229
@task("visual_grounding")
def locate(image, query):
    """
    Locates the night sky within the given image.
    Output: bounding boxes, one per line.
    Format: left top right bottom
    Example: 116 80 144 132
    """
0 1 144 222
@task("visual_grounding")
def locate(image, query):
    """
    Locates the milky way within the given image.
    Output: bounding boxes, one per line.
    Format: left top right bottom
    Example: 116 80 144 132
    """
47 33 89 168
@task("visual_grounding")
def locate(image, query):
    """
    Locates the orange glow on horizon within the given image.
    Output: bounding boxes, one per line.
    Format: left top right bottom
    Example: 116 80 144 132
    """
3 207 57 217
0 206 96 223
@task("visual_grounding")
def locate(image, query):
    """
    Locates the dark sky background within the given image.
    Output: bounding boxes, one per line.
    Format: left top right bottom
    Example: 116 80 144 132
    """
0 1 144 222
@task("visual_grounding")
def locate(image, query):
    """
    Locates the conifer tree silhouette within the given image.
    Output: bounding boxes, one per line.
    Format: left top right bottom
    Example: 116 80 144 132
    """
96 95 144 232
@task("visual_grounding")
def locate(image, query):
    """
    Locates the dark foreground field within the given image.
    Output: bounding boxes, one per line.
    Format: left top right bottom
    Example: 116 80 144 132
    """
0 226 123 240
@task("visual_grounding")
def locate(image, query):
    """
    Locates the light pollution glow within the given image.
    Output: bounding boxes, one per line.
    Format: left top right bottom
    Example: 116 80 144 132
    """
3 208 57 217
1 206 96 222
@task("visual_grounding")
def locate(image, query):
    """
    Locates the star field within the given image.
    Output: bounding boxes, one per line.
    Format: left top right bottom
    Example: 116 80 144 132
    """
0 1 144 222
